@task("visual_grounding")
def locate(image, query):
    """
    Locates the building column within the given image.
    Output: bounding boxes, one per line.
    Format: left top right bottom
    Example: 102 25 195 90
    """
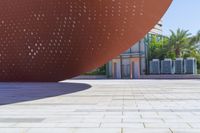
130 58 141 79
112 59 121 79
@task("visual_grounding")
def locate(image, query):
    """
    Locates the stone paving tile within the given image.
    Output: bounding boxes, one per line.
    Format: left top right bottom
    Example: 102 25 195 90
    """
124 128 172 133
43 117 83 123
144 122 191 128
123 118 163 123
74 128 121 133
188 123 200 128
170 129 200 133
57 123 100 128
27 128 121 133
0 80 200 132
0 128 29 133
0 123 17 128
27 128 75 133
100 123 144 128
14 123 58 128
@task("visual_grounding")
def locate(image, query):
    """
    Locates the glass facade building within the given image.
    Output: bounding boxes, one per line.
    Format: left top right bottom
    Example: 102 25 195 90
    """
106 21 163 79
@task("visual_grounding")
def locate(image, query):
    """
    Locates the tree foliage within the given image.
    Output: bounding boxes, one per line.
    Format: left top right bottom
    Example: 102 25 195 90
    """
148 29 200 72
148 34 169 60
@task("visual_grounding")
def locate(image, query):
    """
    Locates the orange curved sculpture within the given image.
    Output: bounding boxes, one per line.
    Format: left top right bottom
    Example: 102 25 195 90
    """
0 0 172 82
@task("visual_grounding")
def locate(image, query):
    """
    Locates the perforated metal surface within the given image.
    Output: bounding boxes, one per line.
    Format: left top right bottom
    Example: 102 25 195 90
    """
0 0 172 82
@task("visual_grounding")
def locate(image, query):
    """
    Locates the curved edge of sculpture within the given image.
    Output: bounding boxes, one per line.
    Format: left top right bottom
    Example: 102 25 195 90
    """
0 0 173 82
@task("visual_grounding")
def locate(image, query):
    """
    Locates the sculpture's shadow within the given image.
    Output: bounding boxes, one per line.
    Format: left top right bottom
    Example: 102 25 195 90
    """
0 82 91 105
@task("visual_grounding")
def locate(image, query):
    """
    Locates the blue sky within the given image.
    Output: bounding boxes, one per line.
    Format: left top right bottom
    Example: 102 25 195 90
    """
162 0 200 36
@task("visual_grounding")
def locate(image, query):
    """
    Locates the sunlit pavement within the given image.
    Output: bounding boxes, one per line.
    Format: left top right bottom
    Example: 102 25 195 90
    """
1 80 200 133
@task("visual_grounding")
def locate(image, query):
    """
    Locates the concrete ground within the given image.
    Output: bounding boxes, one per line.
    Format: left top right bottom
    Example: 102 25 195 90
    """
0 80 200 133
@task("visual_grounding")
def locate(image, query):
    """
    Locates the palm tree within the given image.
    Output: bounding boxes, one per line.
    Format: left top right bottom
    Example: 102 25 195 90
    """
168 29 191 57
180 30 200 59
190 30 200 45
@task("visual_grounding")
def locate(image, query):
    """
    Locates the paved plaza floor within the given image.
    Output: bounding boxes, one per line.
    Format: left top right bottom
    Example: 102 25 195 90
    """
0 80 200 133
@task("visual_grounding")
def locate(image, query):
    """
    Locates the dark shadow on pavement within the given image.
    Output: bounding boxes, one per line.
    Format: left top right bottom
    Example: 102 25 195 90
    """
0 82 91 105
